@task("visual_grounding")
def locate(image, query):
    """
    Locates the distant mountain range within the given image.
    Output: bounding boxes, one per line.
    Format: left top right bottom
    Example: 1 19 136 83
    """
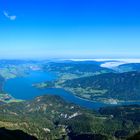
44 61 113 74
117 63 140 72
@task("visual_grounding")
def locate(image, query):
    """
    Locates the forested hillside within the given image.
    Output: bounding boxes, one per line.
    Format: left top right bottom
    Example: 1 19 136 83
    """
60 71 140 101
0 95 139 140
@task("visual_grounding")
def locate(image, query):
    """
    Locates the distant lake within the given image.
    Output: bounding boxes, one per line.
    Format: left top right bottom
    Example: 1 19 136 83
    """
3 71 140 110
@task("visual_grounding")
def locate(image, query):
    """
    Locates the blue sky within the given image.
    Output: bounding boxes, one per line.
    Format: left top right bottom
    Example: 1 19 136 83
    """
0 0 140 59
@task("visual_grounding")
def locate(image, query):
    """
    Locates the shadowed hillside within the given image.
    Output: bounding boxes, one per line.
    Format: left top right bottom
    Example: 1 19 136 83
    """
0 127 37 140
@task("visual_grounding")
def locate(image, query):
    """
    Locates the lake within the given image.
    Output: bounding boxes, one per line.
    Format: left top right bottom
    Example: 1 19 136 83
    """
3 70 140 110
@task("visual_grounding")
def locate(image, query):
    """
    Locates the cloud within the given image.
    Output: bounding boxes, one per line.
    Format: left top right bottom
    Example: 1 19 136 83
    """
3 11 16 20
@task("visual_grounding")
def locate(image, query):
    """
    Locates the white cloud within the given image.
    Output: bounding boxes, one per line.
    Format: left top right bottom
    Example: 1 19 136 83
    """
100 59 140 68
3 11 16 20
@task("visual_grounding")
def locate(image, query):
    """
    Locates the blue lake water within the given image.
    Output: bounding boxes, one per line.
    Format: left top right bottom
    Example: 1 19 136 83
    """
3 71 140 110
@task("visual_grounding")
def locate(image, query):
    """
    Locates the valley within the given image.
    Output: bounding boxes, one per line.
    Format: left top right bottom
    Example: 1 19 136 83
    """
35 61 140 104
0 60 140 140
1 0 140 139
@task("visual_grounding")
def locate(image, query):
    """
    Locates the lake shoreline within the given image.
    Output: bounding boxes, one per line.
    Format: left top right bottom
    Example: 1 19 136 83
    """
3 70 140 110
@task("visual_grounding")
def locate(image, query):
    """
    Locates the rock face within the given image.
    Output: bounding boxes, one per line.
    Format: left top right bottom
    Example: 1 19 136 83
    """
0 127 38 140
